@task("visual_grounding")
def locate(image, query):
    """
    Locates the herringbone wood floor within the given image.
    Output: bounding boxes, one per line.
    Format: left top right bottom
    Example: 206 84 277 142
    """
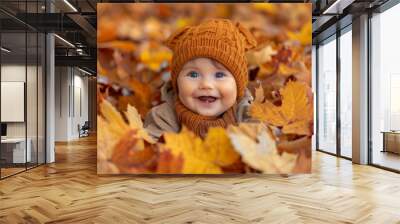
1 135 400 224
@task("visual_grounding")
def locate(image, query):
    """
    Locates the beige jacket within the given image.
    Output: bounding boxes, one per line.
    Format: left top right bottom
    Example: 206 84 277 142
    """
144 81 254 140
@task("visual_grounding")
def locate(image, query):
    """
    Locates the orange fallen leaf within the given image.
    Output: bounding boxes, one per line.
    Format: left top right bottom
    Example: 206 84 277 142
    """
111 130 157 173
98 20 117 43
98 40 137 53
249 81 313 136
156 148 184 174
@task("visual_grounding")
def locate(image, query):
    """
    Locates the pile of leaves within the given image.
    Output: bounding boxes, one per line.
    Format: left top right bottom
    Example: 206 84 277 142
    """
97 3 312 174
98 99 310 174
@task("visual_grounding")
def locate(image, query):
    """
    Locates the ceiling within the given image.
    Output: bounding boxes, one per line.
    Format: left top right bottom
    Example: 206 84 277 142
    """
0 0 395 71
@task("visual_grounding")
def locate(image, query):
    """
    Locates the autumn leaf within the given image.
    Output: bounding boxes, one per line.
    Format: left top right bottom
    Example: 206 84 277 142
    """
278 63 301 76
124 104 156 144
98 40 137 53
250 100 286 127
162 127 240 174
257 61 279 79
254 84 265 103
249 81 312 136
227 123 297 174
280 81 311 122
98 19 117 43
175 18 191 29
252 3 278 15
278 136 311 173
247 45 277 67
156 147 184 174
111 130 157 173
128 79 153 116
100 100 130 138
287 22 312 45
97 100 157 174
203 127 241 167
139 45 172 72
282 120 311 136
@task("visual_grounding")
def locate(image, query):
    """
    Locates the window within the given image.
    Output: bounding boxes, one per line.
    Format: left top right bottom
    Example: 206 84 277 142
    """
371 3 400 171
339 27 352 158
317 35 337 154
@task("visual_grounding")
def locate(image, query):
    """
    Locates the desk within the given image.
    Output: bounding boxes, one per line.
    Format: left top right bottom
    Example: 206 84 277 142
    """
381 131 400 154
1 138 31 163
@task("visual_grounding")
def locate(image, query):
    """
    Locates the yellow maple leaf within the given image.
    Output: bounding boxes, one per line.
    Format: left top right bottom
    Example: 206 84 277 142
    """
139 47 172 72
282 120 311 136
227 123 297 174
280 81 310 122
99 100 155 153
124 104 156 144
98 100 158 174
249 100 286 127
287 22 312 45
162 127 240 174
248 81 312 136
203 127 240 167
100 100 129 137
252 3 278 15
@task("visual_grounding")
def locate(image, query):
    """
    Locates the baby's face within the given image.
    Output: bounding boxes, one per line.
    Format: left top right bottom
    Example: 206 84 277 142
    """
177 57 237 117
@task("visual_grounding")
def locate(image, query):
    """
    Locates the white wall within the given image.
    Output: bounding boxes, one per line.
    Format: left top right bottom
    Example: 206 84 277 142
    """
55 67 89 141
55 66 69 141
1 65 32 138
1 64 45 164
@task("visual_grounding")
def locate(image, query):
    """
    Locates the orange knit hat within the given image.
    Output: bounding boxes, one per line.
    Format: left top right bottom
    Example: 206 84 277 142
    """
165 19 257 99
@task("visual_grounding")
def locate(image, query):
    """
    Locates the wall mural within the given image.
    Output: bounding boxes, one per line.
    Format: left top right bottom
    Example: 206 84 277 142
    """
97 3 313 174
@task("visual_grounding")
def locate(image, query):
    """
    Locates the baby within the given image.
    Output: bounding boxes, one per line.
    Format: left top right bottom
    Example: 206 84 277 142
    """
144 19 257 140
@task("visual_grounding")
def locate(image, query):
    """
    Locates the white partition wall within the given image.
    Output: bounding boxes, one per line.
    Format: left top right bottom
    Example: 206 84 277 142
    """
0 1 48 178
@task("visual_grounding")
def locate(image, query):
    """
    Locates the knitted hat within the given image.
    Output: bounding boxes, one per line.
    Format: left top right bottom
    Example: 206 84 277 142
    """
165 19 257 99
